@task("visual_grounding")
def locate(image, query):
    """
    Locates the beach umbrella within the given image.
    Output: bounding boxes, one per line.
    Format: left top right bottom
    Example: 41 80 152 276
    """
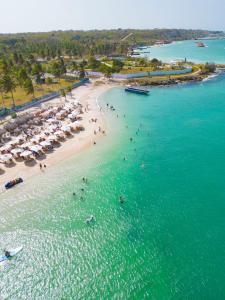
0 144 12 153
0 153 13 163
8 140 18 147
4 122 17 132
11 148 22 155
47 135 57 142
68 113 74 119
15 135 25 143
0 127 6 136
30 145 42 152
51 107 58 113
33 117 42 125
15 117 25 125
40 141 51 147
61 125 71 132
54 130 65 138
21 124 29 129
72 121 82 127
20 150 32 157
20 142 32 149
12 128 21 134
41 111 50 118
32 133 46 142
47 125 58 133
46 118 57 124
30 137 40 144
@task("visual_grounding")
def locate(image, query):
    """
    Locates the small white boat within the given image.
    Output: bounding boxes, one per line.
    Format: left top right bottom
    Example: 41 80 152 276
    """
0 246 23 263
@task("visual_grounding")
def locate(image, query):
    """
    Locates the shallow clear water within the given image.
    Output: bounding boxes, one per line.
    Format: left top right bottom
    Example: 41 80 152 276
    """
1 74 225 299
142 39 225 63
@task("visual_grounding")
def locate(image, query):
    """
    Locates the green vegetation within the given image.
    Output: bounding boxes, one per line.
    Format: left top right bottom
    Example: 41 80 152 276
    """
0 78 78 109
200 62 216 74
0 29 221 109
0 29 222 59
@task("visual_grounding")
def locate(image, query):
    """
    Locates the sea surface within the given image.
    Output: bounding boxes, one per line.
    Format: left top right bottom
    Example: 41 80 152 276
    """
141 39 225 63
1 73 225 299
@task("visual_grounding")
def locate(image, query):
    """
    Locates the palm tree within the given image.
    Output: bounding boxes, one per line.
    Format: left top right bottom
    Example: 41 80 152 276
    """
16 67 29 87
0 77 5 107
23 78 34 98
66 86 72 97
78 67 86 79
2 74 17 108
60 89 66 100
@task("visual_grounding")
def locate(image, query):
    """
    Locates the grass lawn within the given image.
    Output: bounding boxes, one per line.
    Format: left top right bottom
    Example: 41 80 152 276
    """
0 79 79 109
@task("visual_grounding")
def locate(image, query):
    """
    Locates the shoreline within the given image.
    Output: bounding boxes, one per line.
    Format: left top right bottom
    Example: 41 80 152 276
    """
0 81 117 187
128 70 220 87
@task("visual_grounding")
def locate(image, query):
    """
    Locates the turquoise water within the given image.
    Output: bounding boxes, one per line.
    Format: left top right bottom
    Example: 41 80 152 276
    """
1 74 225 299
142 39 225 63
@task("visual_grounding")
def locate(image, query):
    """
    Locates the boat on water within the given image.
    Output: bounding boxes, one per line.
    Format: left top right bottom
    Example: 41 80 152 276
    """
125 86 150 95
0 246 23 263
196 42 206 47
5 178 23 189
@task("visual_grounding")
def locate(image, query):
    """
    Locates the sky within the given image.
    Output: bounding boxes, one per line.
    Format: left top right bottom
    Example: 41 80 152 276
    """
0 0 224 33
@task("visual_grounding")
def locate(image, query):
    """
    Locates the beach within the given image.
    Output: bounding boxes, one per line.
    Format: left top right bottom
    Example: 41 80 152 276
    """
0 80 116 187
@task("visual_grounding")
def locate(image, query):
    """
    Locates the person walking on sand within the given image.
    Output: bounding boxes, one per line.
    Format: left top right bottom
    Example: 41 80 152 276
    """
39 163 42 170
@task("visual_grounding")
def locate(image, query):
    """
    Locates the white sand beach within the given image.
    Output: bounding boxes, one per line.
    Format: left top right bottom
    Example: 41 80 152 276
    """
0 80 117 187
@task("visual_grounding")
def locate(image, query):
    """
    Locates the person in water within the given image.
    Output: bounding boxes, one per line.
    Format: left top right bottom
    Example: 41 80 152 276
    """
119 195 125 204
4 250 11 258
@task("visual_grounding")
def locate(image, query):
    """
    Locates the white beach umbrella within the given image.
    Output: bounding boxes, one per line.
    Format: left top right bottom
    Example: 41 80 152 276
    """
68 113 74 119
14 136 25 144
40 141 51 147
54 130 65 138
11 148 22 155
0 153 13 162
48 125 58 133
46 118 57 124
30 145 42 152
71 121 82 127
8 140 18 147
10 148 23 155
37 133 47 140
0 144 12 153
41 111 50 118
30 137 40 144
21 150 32 157
20 142 32 149
47 135 57 142
61 125 71 132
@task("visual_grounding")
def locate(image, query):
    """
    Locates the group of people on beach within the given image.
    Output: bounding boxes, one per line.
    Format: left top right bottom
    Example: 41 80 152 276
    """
39 163 47 170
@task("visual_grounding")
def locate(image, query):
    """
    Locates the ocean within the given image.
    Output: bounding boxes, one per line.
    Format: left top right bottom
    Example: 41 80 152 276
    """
142 39 225 64
1 71 225 299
